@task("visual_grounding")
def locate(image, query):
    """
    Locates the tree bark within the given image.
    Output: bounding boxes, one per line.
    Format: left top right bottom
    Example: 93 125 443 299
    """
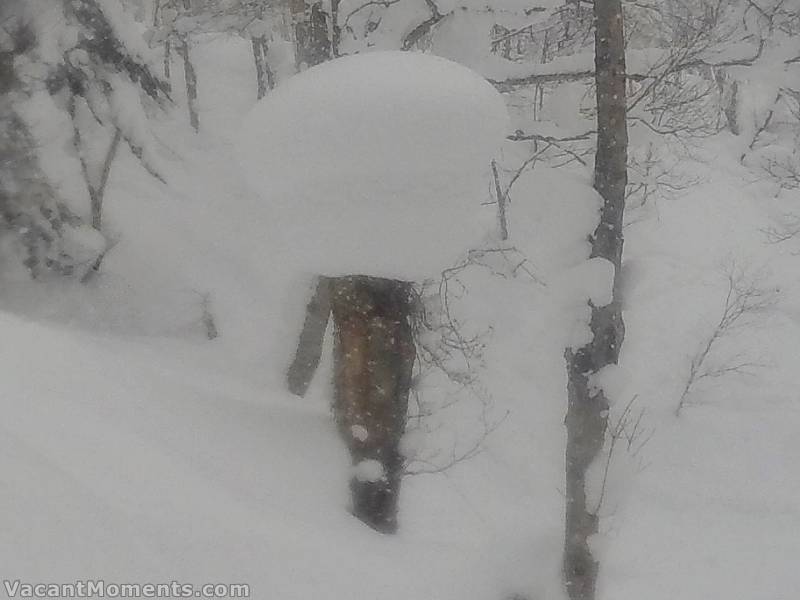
284 1 416 534
177 37 198 131
291 0 332 69
251 36 274 100
713 68 740 135
286 276 332 396
330 0 341 57
329 276 416 534
563 1 628 599
163 40 172 86
178 0 198 131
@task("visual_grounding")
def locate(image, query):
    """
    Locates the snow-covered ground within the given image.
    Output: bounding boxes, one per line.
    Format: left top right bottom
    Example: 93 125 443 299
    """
2 34 800 600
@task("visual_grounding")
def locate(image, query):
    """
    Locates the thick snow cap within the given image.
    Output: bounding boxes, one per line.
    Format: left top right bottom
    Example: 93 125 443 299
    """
237 50 509 280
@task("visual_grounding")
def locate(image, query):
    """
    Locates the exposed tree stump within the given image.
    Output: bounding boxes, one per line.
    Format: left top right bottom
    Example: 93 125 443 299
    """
329 275 416 533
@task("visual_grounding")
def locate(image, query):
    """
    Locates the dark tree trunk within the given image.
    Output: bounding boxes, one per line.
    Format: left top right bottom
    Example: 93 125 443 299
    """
0 50 14 95
152 0 172 91
177 0 198 131
329 276 416 534
163 39 172 86
284 1 415 534
251 36 274 100
292 0 332 69
724 80 740 136
563 1 628 599
286 276 332 396
330 0 341 57
252 37 267 100
713 69 740 135
177 37 198 131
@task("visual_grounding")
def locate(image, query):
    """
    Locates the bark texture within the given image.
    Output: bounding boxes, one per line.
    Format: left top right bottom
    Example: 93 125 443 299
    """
329 276 416 534
291 0 332 69
713 69 740 135
563 1 628 599
286 276 332 397
251 36 275 100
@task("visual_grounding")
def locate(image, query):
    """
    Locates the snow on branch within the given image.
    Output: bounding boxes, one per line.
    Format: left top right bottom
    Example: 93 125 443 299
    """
68 0 170 100
487 40 768 92
401 0 447 51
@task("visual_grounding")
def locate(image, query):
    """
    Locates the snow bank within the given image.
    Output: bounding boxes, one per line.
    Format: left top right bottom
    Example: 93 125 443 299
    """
236 50 509 281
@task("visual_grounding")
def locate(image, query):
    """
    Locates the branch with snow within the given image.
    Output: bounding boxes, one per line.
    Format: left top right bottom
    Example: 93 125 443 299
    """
401 0 448 51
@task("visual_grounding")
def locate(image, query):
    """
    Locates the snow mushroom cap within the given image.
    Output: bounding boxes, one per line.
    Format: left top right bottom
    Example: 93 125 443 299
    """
236 50 509 280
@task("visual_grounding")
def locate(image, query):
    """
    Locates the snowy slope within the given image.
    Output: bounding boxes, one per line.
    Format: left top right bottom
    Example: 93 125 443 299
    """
0 38 588 600
1 33 799 600
599 137 800 600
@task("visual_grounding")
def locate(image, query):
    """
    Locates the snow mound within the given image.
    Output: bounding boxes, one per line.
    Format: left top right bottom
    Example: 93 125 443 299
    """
236 50 509 281
353 459 386 483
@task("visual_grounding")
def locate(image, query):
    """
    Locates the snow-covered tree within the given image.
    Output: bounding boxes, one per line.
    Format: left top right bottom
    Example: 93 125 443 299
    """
1 1 99 278
563 1 628 599
239 51 508 533
149 0 291 114
1 0 168 280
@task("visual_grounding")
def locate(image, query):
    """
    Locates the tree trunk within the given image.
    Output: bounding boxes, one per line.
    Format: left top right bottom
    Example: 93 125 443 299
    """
93 128 122 231
563 1 628 599
163 39 172 86
177 37 198 131
284 0 416 535
291 0 332 69
329 275 416 534
251 36 274 100
252 37 267 100
286 276 332 396
1 49 14 95
713 69 740 135
330 0 341 57
177 0 198 131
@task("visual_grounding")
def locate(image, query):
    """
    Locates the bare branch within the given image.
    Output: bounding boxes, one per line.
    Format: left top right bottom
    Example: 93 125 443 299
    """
342 0 402 29
593 395 654 515
675 262 776 415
